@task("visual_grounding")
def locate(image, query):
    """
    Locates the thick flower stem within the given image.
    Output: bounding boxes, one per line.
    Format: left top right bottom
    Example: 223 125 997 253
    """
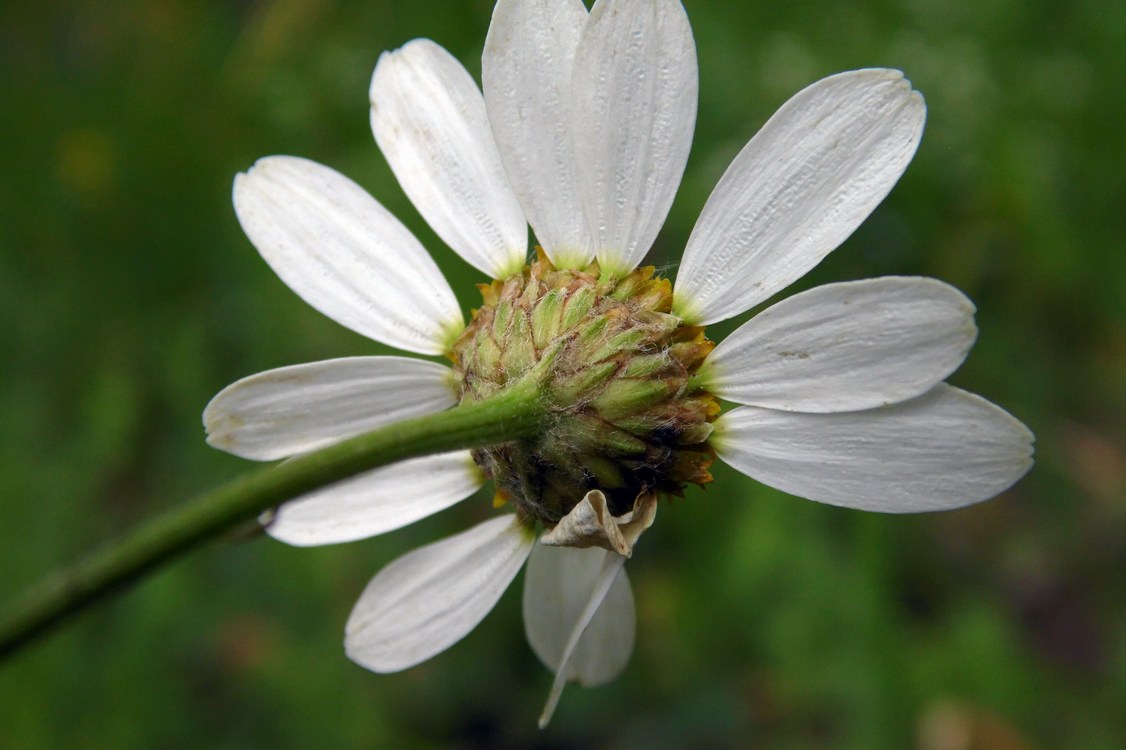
0 376 548 663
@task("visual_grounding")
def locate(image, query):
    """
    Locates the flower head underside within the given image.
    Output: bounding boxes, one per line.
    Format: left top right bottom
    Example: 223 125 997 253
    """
203 0 1034 727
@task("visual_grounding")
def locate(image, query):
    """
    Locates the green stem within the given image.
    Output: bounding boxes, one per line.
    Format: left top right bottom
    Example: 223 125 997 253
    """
0 376 547 663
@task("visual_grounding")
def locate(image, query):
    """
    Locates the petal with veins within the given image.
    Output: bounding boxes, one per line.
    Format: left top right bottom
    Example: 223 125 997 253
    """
234 156 463 355
345 515 533 673
203 356 456 461
523 544 635 688
703 277 977 412
675 69 925 325
267 450 483 546
371 40 527 280
527 546 630 728
572 0 697 276
483 0 592 268
713 384 1035 513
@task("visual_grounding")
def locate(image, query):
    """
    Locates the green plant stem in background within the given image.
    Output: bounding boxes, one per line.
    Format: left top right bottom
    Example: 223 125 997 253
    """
0 377 548 662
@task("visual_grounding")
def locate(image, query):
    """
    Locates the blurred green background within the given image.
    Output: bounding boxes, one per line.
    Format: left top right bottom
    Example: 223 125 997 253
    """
2 0 1123 747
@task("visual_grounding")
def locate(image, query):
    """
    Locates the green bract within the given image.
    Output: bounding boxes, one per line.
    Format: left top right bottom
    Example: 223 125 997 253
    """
453 252 718 525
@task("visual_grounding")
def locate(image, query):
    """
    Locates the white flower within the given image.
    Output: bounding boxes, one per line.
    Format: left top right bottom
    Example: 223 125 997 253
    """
203 0 1033 727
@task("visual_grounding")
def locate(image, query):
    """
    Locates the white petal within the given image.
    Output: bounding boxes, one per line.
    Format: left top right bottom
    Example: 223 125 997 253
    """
704 277 977 412
572 0 698 276
675 69 926 325
266 450 483 546
203 356 456 461
483 0 592 268
233 156 463 355
524 542 630 725
713 384 1034 513
522 544 635 685
346 515 533 673
371 40 527 280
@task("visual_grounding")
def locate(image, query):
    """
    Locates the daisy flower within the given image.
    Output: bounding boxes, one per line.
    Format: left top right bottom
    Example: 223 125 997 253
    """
203 0 1034 727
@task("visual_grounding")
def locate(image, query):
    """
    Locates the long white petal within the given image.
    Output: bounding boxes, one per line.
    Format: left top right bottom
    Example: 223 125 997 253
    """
522 544 635 685
266 450 483 546
233 156 463 355
713 384 1034 513
704 277 977 412
345 515 533 673
674 69 926 325
483 0 592 268
203 356 456 461
371 40 527 280
572 0 697 276
524 545 630 728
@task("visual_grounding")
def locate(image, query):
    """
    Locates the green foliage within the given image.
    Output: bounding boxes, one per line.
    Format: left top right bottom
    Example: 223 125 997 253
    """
1 0 1123 747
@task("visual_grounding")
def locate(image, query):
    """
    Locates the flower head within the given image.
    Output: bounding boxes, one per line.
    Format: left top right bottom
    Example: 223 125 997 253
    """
204 0 1033 727
454 251 718 527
